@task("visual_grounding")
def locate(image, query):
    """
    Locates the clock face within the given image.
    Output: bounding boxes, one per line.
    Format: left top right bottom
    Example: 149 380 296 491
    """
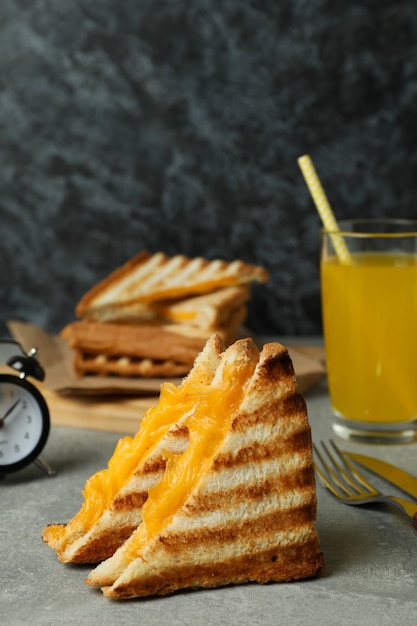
0 375 50 473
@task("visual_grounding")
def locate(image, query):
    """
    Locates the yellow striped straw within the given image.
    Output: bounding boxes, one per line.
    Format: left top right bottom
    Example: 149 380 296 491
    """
297 154 351 264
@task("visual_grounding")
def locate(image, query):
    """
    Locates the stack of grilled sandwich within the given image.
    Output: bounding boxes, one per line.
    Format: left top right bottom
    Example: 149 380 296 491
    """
62 250 269 378
42 334 324 599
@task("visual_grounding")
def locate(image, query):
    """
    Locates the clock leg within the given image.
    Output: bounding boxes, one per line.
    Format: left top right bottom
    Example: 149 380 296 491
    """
34 456 57 477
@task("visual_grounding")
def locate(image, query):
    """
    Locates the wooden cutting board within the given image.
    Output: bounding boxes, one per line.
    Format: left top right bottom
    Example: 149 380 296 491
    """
41 387 157 434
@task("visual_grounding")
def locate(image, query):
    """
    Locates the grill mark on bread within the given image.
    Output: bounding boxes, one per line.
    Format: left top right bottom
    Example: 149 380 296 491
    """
231 393 307 431
213 428 312 470
167 424 189 438
184 466 315 515
112 491 148 511
157 504 318 553
67 526 138 564
140 457 167 475
108 410 313 528
280 393 308 417
134 426 189 476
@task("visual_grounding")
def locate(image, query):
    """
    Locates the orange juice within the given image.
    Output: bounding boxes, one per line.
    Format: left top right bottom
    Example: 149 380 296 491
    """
321 252 417 423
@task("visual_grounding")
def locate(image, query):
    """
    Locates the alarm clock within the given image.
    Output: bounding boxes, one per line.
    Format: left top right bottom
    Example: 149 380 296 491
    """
0 341 55 476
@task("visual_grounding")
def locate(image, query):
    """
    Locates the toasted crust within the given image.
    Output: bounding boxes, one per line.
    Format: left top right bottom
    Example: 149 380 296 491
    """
103 543 324 598
76 251 269 317
84 339 324 597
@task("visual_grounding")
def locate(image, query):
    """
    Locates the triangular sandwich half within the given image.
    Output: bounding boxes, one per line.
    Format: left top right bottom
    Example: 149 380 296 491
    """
85 338 324 598
41 334 224 563
76 251 269 318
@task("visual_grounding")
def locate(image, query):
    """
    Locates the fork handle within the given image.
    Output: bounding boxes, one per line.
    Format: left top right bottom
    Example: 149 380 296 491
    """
386 496 417 527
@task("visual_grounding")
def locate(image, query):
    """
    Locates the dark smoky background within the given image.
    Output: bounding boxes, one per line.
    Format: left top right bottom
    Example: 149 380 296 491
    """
1 1 416 338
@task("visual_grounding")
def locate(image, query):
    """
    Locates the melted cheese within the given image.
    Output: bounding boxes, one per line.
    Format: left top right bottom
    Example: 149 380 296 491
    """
153 306 196 323
124 357 253 559
51 378 207 545
139 277 239 302
79 384 200 526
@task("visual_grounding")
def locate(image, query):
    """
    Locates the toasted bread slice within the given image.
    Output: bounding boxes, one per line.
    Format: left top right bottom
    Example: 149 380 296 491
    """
62 313 245 378
83 285 250 330
42 334 224 563
85 339 324 598
61 320 209 365
76 251 269 318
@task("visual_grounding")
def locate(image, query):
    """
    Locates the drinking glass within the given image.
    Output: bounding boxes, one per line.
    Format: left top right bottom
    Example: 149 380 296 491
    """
321 219 417 443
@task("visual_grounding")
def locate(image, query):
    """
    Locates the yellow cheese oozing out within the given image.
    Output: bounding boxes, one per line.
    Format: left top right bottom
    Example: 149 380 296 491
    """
78 384 202 527
124 356 254 559
49 375 209 545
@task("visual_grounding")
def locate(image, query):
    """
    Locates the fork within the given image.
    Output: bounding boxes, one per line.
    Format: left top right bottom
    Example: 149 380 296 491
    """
313 439 417 528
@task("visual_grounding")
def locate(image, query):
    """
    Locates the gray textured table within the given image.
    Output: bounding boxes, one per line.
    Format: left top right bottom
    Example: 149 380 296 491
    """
1 371 416 625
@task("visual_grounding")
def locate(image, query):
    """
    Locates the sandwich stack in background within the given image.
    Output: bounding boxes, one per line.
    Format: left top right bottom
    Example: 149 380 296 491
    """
62 251 269 378
42 334 324 599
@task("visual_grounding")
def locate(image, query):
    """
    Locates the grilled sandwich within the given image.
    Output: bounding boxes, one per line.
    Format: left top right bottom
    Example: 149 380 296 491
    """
76 251 269 319
43 334 324 598
64 252 268 379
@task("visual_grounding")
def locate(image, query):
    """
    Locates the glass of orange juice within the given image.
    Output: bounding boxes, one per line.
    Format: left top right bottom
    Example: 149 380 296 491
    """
321 218 417 443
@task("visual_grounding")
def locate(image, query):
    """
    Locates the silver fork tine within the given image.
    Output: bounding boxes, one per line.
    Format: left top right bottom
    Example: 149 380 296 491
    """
328 440 376 494
312 443 333 488
313 442 351 496
314 440 378 500
322 440 363 495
